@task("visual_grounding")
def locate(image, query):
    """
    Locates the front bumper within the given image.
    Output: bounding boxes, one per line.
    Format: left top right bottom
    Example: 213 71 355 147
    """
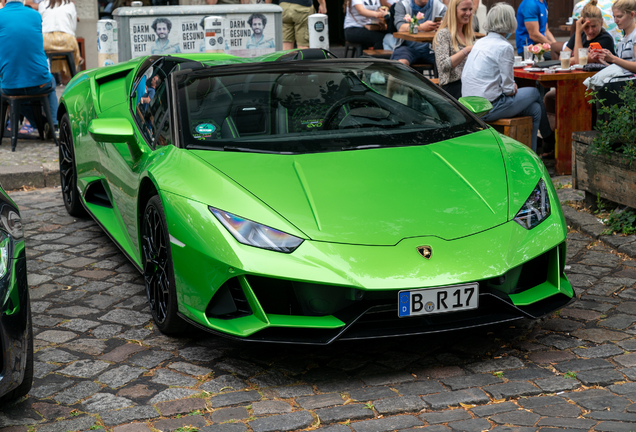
165 192 573 344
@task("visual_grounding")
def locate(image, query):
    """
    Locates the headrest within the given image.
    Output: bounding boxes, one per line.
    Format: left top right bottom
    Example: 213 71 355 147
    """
275 49 337 61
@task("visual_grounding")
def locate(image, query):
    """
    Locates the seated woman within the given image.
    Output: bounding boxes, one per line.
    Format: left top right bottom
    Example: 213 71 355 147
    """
591 0 636 73
343 0 388 51
542 0 614 158
39 0 82 82
564 0 616 64
461 2 554 153
434 0 475 99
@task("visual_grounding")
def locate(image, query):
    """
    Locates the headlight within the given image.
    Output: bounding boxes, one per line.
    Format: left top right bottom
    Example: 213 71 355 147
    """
210 207 304 253
1 205 23 240
514 179 551 229
0 233 9 279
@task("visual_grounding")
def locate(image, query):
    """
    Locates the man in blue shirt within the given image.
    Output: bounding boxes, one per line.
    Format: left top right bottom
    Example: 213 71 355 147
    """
515 0 557 55
0 0 59 132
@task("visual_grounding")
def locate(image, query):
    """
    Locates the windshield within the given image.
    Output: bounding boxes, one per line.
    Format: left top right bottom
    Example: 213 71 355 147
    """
175 61 483 153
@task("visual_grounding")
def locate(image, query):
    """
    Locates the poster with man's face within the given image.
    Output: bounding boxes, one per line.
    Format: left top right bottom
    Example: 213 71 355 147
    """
129 13 276 58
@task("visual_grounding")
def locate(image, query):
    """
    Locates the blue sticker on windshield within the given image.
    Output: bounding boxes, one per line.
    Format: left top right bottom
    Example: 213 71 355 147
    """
195 123 216 134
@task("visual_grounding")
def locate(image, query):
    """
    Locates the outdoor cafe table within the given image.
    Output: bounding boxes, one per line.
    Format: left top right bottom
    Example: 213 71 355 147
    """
514 68 596 175
393 31 436 43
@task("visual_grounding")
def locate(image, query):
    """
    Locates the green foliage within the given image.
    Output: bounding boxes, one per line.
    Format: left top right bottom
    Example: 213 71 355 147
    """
589 80 636 165
595 193 606 214
564 371 576 379
364 402 375 410
492 371 504 379
602 207 636 235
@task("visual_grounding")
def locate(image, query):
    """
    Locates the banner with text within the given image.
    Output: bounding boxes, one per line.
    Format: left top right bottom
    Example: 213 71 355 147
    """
129 13 276 58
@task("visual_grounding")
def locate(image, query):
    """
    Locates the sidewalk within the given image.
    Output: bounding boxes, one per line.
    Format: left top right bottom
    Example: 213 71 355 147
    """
0 85 64 190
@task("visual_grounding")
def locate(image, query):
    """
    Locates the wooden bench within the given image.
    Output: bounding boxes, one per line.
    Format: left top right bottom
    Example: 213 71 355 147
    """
362 49 392 59
429 78 440 85
486 117 533 149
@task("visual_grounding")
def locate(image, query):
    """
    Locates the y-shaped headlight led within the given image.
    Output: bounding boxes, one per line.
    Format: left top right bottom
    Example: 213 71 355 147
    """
210 207 303 253
514 179 551 229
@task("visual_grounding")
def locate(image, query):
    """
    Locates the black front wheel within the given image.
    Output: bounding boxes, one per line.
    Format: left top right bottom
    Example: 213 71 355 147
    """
142 195 188 334
59 113 87 217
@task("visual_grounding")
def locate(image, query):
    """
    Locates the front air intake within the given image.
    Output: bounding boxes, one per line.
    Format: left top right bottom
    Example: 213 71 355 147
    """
205 278 252 320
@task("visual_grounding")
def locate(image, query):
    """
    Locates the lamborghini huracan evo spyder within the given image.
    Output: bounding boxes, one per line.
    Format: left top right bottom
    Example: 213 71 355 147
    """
56 49 573 344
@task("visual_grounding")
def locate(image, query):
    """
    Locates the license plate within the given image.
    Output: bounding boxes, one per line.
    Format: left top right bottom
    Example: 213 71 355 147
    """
398 283 479 317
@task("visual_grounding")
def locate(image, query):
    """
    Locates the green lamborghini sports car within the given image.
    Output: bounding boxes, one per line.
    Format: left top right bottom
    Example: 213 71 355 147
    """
57 49 573 344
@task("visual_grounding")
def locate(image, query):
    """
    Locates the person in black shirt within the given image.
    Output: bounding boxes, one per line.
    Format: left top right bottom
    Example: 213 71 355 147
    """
563 0 615 64
541 0 614 159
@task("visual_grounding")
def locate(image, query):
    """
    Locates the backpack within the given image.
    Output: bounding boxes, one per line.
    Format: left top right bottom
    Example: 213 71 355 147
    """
385 3 398 34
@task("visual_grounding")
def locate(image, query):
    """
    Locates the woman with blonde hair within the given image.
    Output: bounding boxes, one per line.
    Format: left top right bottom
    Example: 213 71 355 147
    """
434 0 475 98
592 0 636 72
39 0 82 81
563 0 615 64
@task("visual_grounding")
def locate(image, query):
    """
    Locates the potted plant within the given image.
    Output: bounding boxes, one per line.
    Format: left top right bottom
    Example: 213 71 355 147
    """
571 79 636 210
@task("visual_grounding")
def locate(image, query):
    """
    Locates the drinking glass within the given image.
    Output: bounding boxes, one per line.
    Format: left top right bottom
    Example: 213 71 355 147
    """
523 46 533 62
579 48 589 66
560 51 571 69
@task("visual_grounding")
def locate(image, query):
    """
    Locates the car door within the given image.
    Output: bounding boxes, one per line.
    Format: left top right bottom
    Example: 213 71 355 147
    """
98 57 178 259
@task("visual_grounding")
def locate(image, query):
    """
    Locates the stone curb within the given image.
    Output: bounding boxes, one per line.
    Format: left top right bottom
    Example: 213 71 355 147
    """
0 163 60 191
562 205 636 259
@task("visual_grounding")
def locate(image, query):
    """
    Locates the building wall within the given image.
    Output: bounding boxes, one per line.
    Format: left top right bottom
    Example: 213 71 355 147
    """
482 0 577 37
75 0 99 69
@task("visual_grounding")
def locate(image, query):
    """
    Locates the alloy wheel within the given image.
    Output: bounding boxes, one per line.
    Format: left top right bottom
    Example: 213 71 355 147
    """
142 203 170 325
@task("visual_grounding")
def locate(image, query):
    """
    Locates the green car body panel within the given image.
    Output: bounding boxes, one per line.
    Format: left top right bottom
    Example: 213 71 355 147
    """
58 51 573 343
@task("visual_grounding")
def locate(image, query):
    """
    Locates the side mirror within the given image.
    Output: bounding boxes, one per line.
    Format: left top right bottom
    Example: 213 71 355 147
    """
89 118 142 159
458 96 493 118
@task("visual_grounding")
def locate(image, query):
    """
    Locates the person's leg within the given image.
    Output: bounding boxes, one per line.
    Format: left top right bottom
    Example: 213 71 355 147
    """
281 2 295 50
344 27 385 50
390 45 415 66
4 78 58 128
294 5 313 49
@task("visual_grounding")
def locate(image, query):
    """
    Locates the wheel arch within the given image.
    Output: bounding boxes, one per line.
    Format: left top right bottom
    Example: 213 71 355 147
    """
57 102 68 124
137 176 160 249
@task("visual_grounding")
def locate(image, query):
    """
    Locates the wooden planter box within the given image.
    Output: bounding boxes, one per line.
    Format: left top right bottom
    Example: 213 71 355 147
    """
572 131 636 209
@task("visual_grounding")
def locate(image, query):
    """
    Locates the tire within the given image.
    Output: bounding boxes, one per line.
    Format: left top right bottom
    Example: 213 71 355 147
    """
59 113 88 218
0 304 33 402
142 195 188 334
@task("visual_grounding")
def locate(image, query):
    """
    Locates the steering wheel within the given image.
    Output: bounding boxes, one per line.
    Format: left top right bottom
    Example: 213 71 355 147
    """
321 95 381 130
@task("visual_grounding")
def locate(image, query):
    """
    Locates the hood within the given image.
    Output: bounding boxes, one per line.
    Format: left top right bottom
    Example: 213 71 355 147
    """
192 130 509 245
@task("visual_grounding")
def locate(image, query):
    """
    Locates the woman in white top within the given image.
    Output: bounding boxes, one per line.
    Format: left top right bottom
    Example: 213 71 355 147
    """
592 0 636 72
461 2 554 153
343 0 388 50
39 0 81 78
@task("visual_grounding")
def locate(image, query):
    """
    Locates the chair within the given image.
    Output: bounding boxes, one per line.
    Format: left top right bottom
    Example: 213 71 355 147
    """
486 116 533 149
45 51 77 78
344 41 363 58
0 92 59 151
411 63 438 79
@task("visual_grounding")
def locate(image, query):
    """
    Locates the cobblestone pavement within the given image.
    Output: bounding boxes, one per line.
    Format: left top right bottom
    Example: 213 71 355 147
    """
0 139 58 167
3 187 636 432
